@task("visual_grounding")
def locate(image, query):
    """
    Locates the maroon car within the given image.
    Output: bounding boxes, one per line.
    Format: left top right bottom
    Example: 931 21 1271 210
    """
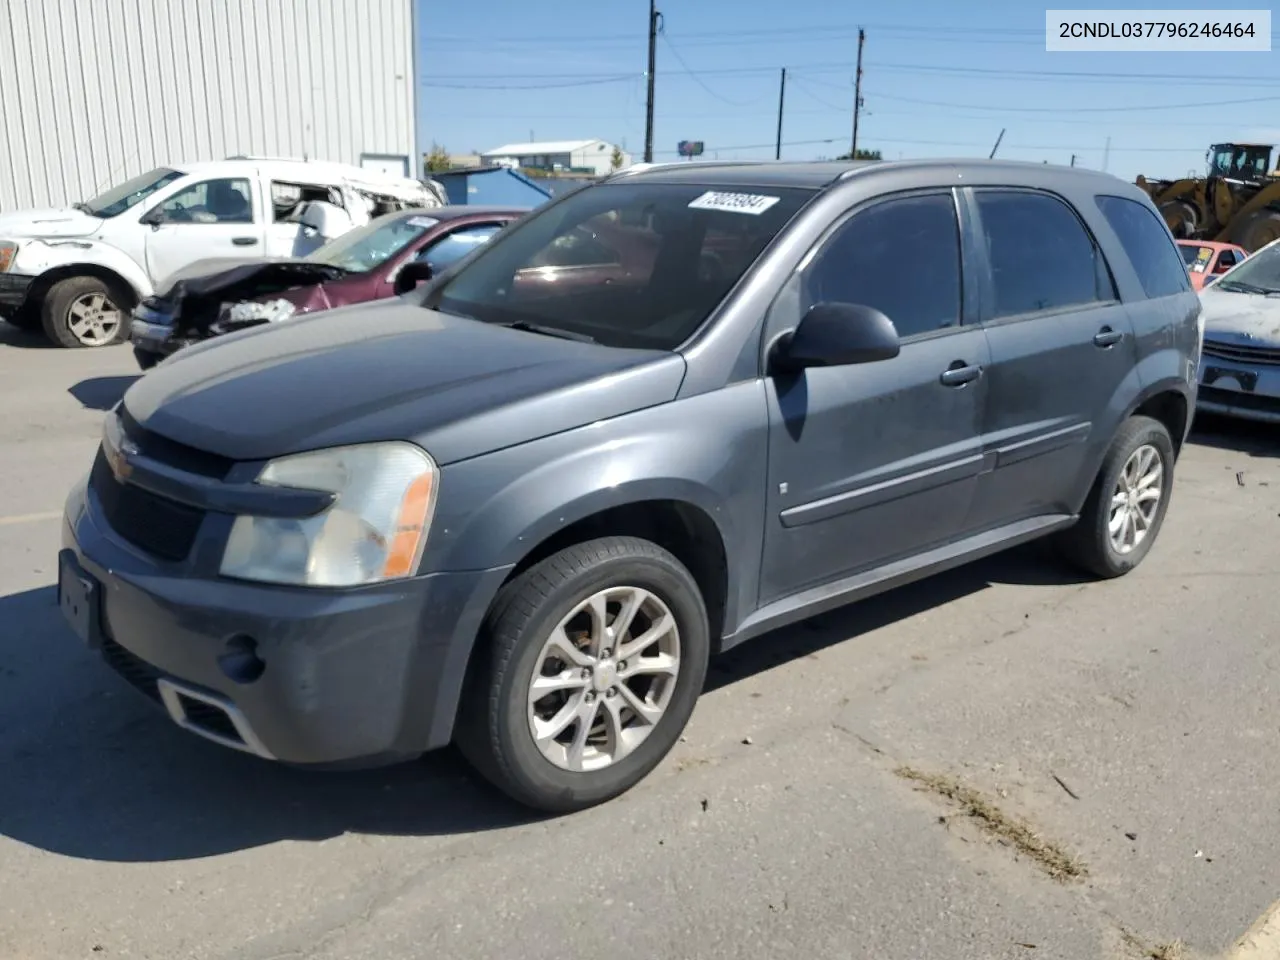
130 205 527 369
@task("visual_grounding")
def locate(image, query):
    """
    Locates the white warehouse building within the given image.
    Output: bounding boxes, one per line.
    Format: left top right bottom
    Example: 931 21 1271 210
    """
0 0 421 211
481 140 631 177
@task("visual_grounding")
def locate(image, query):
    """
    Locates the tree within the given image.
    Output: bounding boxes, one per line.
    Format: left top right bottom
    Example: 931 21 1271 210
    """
424 142 451 173
610 145 625 171
835 148 882 161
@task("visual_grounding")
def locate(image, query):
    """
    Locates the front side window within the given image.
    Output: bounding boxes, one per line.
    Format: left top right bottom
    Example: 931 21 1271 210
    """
416 223 504 271
309 212 440 272
976 190 1114 319
1179 243 1211 267
802 192 963 339
427 182 815 349
157 178 255 224
82 168 185 218
1096 194 1192 299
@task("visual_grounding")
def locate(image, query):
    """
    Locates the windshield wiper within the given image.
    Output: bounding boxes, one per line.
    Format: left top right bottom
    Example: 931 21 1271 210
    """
1215 279 1270 295
71 202 93 214
499 320 597 343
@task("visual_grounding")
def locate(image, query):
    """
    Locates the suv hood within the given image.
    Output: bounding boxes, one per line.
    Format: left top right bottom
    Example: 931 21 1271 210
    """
0 207 103 239
1200 285 1280 344
121 300 685 465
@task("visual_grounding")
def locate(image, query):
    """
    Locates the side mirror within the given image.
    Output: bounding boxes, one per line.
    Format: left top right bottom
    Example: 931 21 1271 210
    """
140 207 164 227
771 302 901 373
393 259 434 295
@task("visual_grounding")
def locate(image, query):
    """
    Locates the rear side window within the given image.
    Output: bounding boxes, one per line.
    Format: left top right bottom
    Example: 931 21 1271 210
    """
1095 194 1191 299
974 190 1114 320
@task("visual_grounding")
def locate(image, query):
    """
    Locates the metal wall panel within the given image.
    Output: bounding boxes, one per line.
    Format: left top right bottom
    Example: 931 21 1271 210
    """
0 0 416 211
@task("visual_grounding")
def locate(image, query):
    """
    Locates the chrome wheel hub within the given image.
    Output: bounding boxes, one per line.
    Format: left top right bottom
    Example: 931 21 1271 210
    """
1108 443 1163 555
527 586 681 773
67 293 122 346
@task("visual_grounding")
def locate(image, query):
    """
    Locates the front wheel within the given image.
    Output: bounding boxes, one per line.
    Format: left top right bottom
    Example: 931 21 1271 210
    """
456 536 710 813
1057 415 1175 578
41 276 129 348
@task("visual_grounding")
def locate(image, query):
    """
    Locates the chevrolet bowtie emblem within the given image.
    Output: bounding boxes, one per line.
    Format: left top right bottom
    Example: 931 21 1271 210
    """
106 435 138 483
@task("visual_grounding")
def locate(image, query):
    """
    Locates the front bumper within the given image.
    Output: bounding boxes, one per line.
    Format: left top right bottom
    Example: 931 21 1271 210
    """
59 475 512 766
1197 347 1280 424
128 302 183 358
0 272 34 312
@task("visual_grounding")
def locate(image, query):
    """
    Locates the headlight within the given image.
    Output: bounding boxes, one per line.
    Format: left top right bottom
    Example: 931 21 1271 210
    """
219 441 439 587
0 241 18 273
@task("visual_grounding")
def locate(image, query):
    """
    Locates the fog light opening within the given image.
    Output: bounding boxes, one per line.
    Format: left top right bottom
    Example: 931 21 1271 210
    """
218 634 266 684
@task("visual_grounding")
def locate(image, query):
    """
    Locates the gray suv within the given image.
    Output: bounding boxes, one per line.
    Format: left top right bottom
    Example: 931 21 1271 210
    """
58 159 1201 812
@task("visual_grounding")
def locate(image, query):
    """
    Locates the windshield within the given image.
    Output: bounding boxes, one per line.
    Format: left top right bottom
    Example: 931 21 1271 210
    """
83 168 185 218
1212 242 1280 293
1180 244 1210 266
427 181 814 349
307 211 441 272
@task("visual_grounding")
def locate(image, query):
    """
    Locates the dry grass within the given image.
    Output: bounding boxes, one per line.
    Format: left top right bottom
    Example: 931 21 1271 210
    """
895 765 1087 882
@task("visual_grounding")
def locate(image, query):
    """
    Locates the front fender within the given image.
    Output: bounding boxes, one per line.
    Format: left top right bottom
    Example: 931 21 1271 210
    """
12 239 152 298
424 380 772 626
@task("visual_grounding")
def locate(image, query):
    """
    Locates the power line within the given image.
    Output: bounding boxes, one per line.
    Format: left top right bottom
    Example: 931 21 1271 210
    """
868 91 1280 113
659 26 760 106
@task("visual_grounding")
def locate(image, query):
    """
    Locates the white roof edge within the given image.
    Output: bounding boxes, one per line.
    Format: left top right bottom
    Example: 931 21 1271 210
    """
481 139 603 156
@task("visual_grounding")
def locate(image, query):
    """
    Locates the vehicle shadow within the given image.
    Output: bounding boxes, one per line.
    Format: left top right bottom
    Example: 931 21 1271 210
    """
1187 412 1279 459
0 544 1082 864
0 321 54 349
68 375 140 411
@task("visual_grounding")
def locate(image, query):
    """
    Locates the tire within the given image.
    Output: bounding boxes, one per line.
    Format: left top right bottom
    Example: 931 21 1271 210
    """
133 346 160 371
456 536 710 813
40 276 129 348
1056 415 1175 579
1231 209 1280 253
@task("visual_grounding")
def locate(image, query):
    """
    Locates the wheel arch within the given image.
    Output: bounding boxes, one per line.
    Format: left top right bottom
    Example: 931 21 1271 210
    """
28 262 142 311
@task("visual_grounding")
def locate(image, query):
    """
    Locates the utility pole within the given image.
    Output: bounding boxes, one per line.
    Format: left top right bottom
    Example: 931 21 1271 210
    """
1102 136 1111 173
989 128 1005 159
775 68 786 160
850 28 865 158
644 0 659 163
1070 154 1077 166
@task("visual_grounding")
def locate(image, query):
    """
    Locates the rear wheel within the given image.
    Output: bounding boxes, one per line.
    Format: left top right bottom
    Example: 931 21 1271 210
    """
1056 415 1175 579
1158 200 1199 239
456 536 710 813
41 276 129 348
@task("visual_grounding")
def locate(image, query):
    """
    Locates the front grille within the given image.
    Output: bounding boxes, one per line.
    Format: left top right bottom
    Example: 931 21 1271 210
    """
101 636 163 704
1203 339 1280 367
90 451 207 562
1198 384 1280 414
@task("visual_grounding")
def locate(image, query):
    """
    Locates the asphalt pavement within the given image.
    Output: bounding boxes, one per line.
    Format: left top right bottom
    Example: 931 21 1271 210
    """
1 322 1278 960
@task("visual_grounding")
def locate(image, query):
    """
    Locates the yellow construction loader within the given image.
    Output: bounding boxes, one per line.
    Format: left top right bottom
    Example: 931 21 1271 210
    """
1136 143 1280 252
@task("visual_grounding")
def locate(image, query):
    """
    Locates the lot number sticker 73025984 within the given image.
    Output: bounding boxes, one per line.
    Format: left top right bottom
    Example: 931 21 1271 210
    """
688 191 781 215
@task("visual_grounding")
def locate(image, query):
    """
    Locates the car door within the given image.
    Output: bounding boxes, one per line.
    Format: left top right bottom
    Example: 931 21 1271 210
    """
759 189 991 606
142 176 266 285
961 187 1136 529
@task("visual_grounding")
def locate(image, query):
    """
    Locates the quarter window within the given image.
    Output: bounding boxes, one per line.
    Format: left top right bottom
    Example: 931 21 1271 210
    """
803 193 963 339
975 190 1113 320
1095 194 1191 299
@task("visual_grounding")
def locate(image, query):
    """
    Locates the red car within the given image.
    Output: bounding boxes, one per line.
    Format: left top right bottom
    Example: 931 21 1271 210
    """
1177 239 1249 291
130 205 527 369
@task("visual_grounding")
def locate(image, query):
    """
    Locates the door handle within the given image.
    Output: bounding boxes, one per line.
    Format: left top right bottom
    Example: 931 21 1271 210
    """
232 237 259 246
940 362 981 387
1093 327 1123 347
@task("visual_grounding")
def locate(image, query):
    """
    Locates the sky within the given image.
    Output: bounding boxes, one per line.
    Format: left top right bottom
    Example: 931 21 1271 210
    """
415 0 1280 182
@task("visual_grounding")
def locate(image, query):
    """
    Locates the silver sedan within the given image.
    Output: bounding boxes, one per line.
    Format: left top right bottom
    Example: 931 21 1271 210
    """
1196 236 1280 424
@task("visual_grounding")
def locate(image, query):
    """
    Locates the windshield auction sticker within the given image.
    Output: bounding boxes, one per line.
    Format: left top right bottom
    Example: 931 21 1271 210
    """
688 192 781 215
1045 9 1271 51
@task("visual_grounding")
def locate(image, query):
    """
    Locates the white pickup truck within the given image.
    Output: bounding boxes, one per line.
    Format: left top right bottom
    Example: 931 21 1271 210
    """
0 157 444 348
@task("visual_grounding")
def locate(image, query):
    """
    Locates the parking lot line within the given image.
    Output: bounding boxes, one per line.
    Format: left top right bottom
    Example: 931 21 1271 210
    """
0 511 61 527
1222 899 1280 959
